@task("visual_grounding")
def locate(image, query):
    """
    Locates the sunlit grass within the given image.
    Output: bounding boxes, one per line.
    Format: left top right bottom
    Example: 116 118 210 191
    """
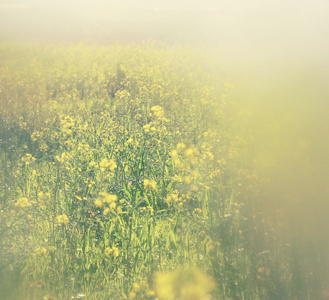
0 41 328 299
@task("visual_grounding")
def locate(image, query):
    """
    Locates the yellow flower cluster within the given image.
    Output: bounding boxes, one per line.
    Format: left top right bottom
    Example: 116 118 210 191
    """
150 105 169 123
94 192 121 214
77 142 90 152
55 214 69 225
126 138 139 147
172 143 200 168
55 152 74 164
21 153 36 165
60 115 75 136
15 197 30 208
166 190 179 204
105 246 119 258
31 130 42 141
99 158 117 173
143 179 157 191
201 143 214 161
143 105 169 135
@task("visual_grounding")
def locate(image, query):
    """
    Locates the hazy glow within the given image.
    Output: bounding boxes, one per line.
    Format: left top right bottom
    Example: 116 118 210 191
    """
1 0 329 62
1 0 328 261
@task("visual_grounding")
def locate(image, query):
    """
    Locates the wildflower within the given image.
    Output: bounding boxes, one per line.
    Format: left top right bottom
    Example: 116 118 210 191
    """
176 143 186 151
100 192 117 204
127 138 139 147
193 208 202 214
77 143 90 152
39 143 48 152
128 292 136 300
150 105 165 119
103 208 111 215
174 158 183 168
21 153 36 165
56 214 69 225
105 246 120 258
109 201 117 209
144 179 157 191
94 199 103 208
31 131 41 141
166 192 179 204
99 158 117 172
15 197 30 208
172 175 182 182
184 148 194 157
143 123 151 133
171 149 178 158
132 283 141 292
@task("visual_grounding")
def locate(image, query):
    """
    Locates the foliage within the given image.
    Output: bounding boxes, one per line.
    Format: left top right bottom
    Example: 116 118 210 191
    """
0 41 326 300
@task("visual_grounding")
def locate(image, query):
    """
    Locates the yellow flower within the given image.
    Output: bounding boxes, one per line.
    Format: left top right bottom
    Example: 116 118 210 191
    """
109 201 117 209
166 191 179 204
132 282 141 292
103 208 111 215
15 197 30 208
171 149 178 158
172 175 182 182
176 143 186 151
56 214 69 225
100 192 117 204
99 158 117 172
144 179 157 191
21 153 36 165
94 199 103 208
112 247 119 257
105 246 119 258
143 123 151 133
105 247 112 257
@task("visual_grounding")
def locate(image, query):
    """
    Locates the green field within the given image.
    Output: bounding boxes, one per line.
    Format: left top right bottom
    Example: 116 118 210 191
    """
0 41 328 300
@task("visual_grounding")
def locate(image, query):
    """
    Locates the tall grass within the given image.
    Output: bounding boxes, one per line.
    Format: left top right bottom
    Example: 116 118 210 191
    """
0 41 327 299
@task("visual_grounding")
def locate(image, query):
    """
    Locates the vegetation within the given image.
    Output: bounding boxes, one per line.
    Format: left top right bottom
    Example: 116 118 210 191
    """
0 41 327 299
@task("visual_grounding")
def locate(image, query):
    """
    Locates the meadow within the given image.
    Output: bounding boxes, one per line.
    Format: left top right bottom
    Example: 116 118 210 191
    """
0 41 328 299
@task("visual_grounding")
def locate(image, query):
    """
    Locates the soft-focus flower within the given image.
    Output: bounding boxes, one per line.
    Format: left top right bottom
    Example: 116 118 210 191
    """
99 158 117 172
105 246 119 258
21 153 36 165
15 197 30 208
144 179 157 191
94 199 103 208
56 214 69 225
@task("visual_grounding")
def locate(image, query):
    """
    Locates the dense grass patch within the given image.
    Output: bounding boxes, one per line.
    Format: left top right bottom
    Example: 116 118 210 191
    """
0 41 327 299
